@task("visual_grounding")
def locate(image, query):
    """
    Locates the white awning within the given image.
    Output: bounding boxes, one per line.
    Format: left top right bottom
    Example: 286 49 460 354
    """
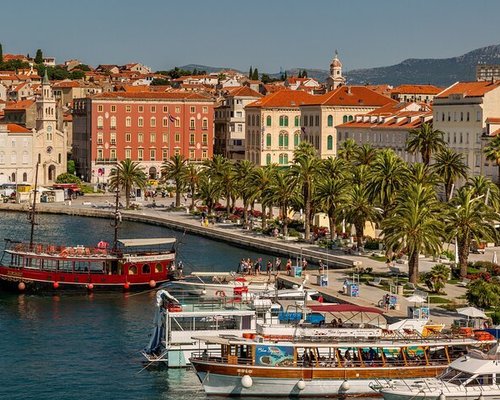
118 238 176 247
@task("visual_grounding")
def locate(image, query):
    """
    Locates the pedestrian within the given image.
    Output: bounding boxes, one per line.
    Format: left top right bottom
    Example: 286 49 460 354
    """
384 293 391 311
301 258 308 271
275 257 282 274
255 258 262 275
286 258 292 275
342 279 349 294
266 260 272 275
318 259 325 274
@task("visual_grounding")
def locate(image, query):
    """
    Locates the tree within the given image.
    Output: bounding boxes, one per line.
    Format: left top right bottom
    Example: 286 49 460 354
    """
464 175 500 211
67 160 76 175
432 148 468 201
34 49 43 64
108 160 147 209
355 143 378 166
337 138 359 164
383 183 444 284
446 187 498 279
55 173 81 184
0 43 3 63
302 69 308 78
291 142 321 241
196 173 222 215
408 162 441 187
252 68 259 80
150 78 170 86
268 169 298 237
203 155 232 213
484 135 500 186
250 164 277 230
161 154 187 207
406 122 446 165
248 66 253 79
315 176 348 240
183 164 202 211
466 279 500 309
422 264 450 294
234 160 255 227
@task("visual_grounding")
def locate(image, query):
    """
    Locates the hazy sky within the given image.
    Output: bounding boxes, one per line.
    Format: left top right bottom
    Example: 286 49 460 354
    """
1 0 499 73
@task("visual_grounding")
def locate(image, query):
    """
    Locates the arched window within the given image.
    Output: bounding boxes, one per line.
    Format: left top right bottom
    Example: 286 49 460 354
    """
110 116 116 129
348 115 353 121
142 264 151 274
342 115 348 123
155 263 163 273
279 153 284 165
266 153 271 165
138 117 144 127
295 116 300 127
10 151 16 164
22 151 29 164
294 131 300 147
11 172 16 182
266 133 271 147
128 265 137 275
266 116 272 126
283 133 289 148
150 117 156 127
22 172 27 182
327 115 333 127
126 117 132 127
97 116 104 128
284 116 289 127
279 116 284 127
327 135 333 150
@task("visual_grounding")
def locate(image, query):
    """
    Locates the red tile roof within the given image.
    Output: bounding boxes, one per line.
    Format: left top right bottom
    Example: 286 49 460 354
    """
246 89 315 108
392 84 442 95
225 86 262 98
3 123 31 133
4 100 36 110
436 81 500 98
53 80 80 88
486 117 500 123
310 86 397 107
93 91 212 101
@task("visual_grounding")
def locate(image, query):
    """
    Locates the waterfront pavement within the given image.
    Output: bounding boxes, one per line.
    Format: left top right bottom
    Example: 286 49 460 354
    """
1 193 495 327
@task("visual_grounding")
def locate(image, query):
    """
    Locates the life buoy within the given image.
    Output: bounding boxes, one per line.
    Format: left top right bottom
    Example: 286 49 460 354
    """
60 249 69 257
216 290 226 297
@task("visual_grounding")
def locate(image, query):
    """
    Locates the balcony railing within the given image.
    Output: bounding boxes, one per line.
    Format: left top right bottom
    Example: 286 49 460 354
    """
95 158 118 165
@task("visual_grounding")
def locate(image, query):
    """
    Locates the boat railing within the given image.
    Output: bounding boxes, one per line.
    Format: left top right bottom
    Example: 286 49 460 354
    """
10 242 115 258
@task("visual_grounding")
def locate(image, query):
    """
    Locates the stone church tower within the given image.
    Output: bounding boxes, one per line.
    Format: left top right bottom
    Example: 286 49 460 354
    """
34 70 67 185
326 50 346 92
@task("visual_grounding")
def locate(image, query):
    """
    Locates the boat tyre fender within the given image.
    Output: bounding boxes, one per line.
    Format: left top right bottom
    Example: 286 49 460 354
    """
216 290 226 297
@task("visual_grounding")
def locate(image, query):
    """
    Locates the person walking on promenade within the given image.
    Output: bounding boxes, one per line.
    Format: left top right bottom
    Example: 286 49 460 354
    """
275 257 282 274
286 258 292 275
266 260 272 275
301 258 308 271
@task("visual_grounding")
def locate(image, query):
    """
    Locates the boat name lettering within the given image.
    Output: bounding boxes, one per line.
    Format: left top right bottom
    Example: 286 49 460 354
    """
7 270 23 277
237 369 253 374
124 254 174 263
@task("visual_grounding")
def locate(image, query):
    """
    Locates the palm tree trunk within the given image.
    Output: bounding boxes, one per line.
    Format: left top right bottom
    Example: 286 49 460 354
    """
243 200 249 227
408 250 419 284
261 203 267 230
282 205 289 237
125 182 130 209
354 221 363 250
175 182 181 207
458 234 471 279
329 215 336 241
423 148 430 166
190 188 195 211
304 187 311 241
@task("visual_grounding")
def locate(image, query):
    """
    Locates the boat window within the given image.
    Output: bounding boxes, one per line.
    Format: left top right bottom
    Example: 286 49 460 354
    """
448 371 474 385
58 260 73 272
466 374 492 386
155 263 162 273
74 261 91 272
142 264 151 274
128 265 137 275
440 368 461 382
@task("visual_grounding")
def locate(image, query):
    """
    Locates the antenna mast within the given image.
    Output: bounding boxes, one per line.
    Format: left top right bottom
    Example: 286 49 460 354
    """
112 165 121 253
29 163 39 250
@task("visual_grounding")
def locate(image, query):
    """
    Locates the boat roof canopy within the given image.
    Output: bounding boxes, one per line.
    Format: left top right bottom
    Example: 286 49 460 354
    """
118 238 176 247
308 304 384 315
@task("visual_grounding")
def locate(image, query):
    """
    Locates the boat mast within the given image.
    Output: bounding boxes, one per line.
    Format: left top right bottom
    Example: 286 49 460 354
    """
112 165 121 253
29 162 39 250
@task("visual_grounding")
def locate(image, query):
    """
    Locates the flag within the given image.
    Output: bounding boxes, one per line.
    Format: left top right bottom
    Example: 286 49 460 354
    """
301 126 306 135
168 114 176 123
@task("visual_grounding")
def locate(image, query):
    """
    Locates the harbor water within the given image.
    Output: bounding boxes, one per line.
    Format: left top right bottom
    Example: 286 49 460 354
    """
0 211 271 400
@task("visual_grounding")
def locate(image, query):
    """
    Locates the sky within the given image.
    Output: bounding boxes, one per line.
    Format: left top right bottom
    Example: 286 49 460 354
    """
1 0 500 74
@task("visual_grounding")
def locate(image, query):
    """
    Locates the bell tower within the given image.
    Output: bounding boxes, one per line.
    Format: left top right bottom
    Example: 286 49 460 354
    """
36 69 56 132
326 50 346 92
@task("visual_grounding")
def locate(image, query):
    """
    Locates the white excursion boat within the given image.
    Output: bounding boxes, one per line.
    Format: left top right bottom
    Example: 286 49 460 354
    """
189 331 496 397
379 343 500 400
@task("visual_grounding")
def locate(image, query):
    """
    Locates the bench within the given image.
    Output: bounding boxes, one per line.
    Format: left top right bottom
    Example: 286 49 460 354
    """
389 266 408 277
368 277 383 287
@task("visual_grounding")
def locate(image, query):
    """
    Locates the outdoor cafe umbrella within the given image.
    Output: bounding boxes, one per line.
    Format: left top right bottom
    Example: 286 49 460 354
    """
457 306 487 319
405 294 427 304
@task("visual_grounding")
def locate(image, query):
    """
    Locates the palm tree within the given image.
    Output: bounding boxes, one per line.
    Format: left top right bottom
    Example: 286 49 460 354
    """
234 160 255 227
250 164 277 230
355 143 378 166
432 148 468 201
345 183 380 250
315 176 349 240
337 138 359 164
321 156 348 178
466 279 500 309
408 162 441 187
367 149 408 216
484 135 500 186
108 159 147 209
464 175 500 211
445 187 498 279
267 169 298 238
203 155 233 213
161 154 187 207
406 122 446 165
423 264 450 294
383 183 444 283
291 142 321 241
182 164 203 211
196 172 222 215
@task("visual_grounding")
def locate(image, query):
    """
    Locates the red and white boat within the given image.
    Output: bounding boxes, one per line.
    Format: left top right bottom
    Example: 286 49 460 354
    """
0 164 177 293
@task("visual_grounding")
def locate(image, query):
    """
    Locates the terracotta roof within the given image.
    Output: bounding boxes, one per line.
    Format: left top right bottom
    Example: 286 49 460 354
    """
53 80 80 88
486 117 500 123
93 91 212 101
225 86 262 98
263 84 286 94
365 84 393 96
4 100 35 110
337 108 432 130
392 84 442 95
2 123 31 133
246 89 315 108
310 86 397 107
436 81 500 99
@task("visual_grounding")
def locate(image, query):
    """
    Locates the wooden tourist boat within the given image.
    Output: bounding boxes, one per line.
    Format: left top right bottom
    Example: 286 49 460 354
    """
189 333 496 397
0 164 177 292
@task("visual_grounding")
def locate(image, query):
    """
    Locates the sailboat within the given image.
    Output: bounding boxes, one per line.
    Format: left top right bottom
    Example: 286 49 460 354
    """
0 163 177 292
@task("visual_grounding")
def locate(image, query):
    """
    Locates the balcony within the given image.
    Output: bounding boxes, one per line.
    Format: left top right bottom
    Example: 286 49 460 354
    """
95 158 118 165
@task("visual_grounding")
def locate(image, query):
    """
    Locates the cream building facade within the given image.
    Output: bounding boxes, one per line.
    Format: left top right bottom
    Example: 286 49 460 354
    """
0 123 33 184
433 81 500 182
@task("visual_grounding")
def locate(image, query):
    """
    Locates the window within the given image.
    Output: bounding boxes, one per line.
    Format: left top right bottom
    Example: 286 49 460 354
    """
202 106 208 114
110 149 116 160
97 132 103 144
125 133 131 142
174 149 180 156
138 105 144 112
138 133 143 143
327 135 333 150
342 115 348 123
283 133 289 148
190 118 195 130
138 148 144 161
266 116 272 126
190 106 195 113
125 117 131 127
460 112 463 121
266 153 271 165
467 112 470 121
309 115 314 126
97 149 103 160
22 151 29 164
110 116 116 129
315 115 320 126
304 117 308 127
97 105 103 112
327 115 333 127
266 133 271 147
202 150 208 159
477 111 481 121
97 116 104 129
151 106 156 113
295 115 300 127
138 117 144 127
189 150 195 159
279 116 287 127
175 107 180 113
22 172 27 182
150 149 156 161
279 133 283 147
162 117 168 127
162 133 168 143
110 132 116 145
189 133 195 145
202 118 208 130
349 115 353 121
111 105 116 112
162 149 168 160
202 133 208 146
150 117 156 127
236 124 242 132
442 113 445 122
163 106 168 113
125 148 131 159
279 153 288 165
294 132 300 147
150 133 156 142
175 133 180 143
126 105 131 113
175 118 180 128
